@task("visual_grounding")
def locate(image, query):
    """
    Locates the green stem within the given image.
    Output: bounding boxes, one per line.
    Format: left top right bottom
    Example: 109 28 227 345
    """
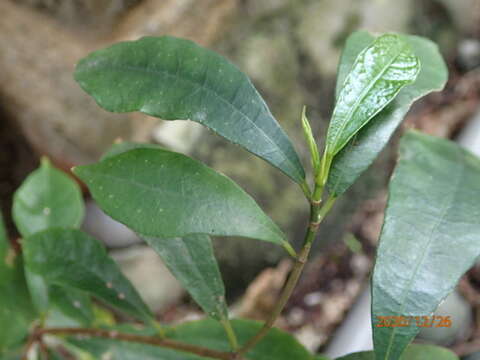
221 318 239 351
236 190 336 357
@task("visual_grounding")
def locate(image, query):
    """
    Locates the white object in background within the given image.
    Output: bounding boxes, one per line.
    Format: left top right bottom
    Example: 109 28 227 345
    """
324 286 373 359
152 120 204 153
456 107 480 157
110 245 185 312
82 200 142 248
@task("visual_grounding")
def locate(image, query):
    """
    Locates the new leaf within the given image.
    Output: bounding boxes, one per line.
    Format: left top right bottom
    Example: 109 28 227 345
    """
325 34 420 159
327 32 447 196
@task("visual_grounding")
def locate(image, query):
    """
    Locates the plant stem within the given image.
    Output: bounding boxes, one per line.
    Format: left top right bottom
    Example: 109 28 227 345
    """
221 318 239 351
236 191 336 357
38 328 237 360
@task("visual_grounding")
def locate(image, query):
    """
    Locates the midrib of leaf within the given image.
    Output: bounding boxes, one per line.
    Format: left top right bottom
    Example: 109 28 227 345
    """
86 61 300 180
86 169 285 241
381 147 464 360
329 41 407 156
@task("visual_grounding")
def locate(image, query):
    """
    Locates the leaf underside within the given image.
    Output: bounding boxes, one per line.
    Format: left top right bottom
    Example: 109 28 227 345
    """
372 131 480 360
75 36 305 183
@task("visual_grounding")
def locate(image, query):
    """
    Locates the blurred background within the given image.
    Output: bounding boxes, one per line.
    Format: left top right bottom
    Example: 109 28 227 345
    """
2 0 480 358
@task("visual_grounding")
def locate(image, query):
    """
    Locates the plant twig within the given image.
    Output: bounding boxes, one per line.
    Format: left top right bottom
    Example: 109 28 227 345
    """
38 328 237 360
221 318 239 351
236 191 336 357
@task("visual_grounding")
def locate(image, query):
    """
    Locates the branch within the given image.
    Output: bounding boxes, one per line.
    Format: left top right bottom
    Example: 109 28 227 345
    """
236 190 337 356
38 328 237 360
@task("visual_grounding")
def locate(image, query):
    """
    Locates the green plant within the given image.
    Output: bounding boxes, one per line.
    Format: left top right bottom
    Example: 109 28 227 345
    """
2 30 479 360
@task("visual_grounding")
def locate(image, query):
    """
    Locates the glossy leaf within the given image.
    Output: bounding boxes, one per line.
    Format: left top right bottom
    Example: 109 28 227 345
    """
75 36 305 183
372 131 480 360
0 229 35 352
327 32 448 196
71 318 313 360
325 34 420 158
74 148 292 253
12 157 84 237
23 228 153 323
144 234 228 321
336 344 458 360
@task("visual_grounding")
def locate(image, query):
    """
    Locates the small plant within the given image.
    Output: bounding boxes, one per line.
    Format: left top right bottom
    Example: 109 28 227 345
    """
2 30 479 360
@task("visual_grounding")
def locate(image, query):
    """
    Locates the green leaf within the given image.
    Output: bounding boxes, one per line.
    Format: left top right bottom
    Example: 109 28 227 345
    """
327 32 448 196
372 131 480 360
71 318 313 360
144 234 228 321
0 348 23 360
46 285 94 327
75 36 305 183
74 148 293 254
101 141 164 161
0 245 35 352
12 157 84 237
23 228 153 323
336 344 458 360
13 158 86 315
104 143 231 322
325 34 420 159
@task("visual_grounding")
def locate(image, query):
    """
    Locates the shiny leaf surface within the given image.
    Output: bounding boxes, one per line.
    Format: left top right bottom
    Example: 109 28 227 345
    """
23 228 153 323
336 344 458 360
71 318 313 360
325 34 420 158
144 234 228 321
75 36 305 183
12 158 84 237
372 131 480 360
74 148 290 251
327 32 448 196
